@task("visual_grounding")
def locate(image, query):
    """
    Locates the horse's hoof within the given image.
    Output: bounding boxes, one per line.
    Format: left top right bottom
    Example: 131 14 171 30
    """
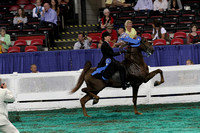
154 81 160 86
135 112 143 115
85 115 91 117
92 98 99 105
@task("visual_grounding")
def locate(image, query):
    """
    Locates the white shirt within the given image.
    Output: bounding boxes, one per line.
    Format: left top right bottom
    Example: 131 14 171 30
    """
152 27 166 40
74 40 91 50
154 0 168 11
0 89 15 119
0 37 5 41
32 6 44 18
134 0 153 10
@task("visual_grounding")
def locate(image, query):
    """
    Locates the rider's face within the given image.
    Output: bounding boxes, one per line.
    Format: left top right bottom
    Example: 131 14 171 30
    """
105 36 111 42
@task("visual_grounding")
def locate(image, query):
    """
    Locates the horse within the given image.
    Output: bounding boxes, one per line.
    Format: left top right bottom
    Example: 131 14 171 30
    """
71 38 164 117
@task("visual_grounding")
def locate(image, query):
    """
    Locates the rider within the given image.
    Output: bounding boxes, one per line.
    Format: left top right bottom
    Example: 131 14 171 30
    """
97 31 129 90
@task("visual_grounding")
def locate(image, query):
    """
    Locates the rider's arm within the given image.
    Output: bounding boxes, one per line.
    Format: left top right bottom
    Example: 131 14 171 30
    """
102 42 121 57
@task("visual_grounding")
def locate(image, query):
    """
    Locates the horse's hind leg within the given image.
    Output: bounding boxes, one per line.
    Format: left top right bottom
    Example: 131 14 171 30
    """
82 88 99 105
80 94 92 117
144 69 164 86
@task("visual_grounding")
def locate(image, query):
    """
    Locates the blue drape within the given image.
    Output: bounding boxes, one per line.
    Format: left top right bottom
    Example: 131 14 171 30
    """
0 44 200 74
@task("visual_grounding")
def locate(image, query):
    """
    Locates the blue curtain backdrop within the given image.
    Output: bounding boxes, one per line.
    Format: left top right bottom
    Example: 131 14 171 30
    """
0 44 200 74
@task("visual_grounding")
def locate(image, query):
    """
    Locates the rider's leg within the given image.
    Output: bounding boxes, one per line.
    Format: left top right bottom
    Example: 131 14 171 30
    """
113 61 128 90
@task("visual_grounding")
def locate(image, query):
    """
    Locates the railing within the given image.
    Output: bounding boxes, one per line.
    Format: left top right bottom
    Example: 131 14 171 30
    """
2 64 200 112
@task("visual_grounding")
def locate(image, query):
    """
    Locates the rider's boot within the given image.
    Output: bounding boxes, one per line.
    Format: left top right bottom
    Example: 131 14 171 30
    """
122 82 130 90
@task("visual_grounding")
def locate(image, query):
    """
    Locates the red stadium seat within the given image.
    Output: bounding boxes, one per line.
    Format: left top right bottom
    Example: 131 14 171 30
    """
8 46 20 53
14 40 27 46
88 32 101 37
9 5 20 11
196 31 200 35
25 46 38 52
30 39 43 46
24 4 36 11
174 32 187 39
30 0 37 4
153 39 166 46
90 43 97 49
17 0 30 5
171 38 184 45
142 33 152 40
91 36 101 43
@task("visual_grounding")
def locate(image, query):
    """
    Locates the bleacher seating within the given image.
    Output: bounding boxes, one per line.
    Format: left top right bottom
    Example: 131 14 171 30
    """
153 39 166 46
25 45 37 52
8 46 21 53
171 38 184 45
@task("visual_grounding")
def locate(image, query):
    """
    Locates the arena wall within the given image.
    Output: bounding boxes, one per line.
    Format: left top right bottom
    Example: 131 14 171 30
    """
1 65 200 112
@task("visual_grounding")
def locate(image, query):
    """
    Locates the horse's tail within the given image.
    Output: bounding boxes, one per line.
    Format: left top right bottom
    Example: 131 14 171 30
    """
70 61 92 94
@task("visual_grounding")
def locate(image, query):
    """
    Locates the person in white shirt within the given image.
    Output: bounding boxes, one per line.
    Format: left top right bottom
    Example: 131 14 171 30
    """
152 20 167 40
32 0 44 18
134 0 153 11
154 0 168 11
0 83 19 133
74 33 92 50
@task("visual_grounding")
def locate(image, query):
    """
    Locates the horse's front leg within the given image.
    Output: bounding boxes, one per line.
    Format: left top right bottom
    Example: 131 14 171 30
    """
132 85 142 115
144 69 164 86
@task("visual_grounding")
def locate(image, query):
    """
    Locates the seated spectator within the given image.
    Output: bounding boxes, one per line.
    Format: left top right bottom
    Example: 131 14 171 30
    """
74 33 92 50
51 0 60 16
168 0 182 11
105 0 131 7
41 2 58 46
188 24 200 44
0 27 11 53
152 20 169 41
13 8 27 26
33 0 44 18
30 64 39 73
125 20 137 39
41 3 57 25
113 27 129 48
99 24 118 48
186 59 194 65
134 0 153 11
101 8 114 29
154 0 168 11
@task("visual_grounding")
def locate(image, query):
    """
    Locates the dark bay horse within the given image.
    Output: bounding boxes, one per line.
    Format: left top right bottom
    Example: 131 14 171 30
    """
71 38 164 117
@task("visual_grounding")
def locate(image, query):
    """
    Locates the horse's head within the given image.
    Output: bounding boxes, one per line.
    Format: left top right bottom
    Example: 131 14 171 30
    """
139 37 154 56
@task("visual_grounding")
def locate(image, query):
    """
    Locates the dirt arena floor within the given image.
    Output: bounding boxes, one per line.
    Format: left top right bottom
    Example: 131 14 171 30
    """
10 102 200 133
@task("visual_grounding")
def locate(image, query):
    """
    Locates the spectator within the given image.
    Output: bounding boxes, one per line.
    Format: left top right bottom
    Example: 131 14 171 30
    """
168 0 182 11
13 8 27 26
30 64 39 73
41 2 58 46
51 0 60 16
113 27 129 48
188 24 200 44
152 20 169 41
105 0 131 7
33 0 44 18
0 27 11 53
41 3 57 25
186 59 194 65
124 20 137 39
134 0 153 11
0 83 19 133
101 8 114 29
99 24 118 48
154 0 168 11
74 33 92 50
